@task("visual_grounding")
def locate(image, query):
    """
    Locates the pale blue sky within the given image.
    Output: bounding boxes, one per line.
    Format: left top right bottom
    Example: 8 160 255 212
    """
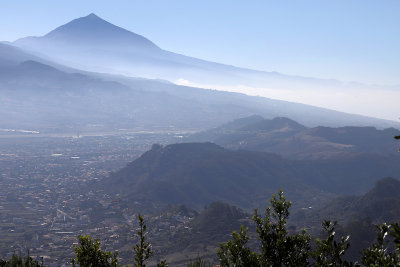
1 0 400 85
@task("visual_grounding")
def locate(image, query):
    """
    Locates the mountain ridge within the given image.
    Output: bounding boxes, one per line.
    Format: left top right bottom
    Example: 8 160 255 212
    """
8 15 372 85
188 115 400 159
9 13 400 123
12 13 400 92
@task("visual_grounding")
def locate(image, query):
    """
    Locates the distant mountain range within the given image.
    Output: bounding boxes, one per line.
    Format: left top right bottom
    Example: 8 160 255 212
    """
0 41 399 132
188 116 400 159
98 142 400 210
2 14 400 132
7 13 400 125
12 13 329 88
13 13 400 93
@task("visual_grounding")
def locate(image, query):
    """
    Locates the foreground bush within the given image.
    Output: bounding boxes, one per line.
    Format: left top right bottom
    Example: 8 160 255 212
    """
218 190 400 267
0 252 44 267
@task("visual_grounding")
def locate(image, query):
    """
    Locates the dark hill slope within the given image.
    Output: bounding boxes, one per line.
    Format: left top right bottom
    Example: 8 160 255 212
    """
294 177 400 261
103 143 308 209
190 202 249 235
305 126 400 153
100 143 400 210
306 177 400 226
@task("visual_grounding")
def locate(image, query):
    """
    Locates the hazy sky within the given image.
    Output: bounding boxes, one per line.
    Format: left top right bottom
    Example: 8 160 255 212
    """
1 1 400 85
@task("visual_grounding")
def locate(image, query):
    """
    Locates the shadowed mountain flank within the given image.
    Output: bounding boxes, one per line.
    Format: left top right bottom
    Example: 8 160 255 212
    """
99 143 400 210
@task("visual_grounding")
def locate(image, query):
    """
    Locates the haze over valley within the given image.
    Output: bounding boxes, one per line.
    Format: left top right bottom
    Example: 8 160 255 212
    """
1 2 400 266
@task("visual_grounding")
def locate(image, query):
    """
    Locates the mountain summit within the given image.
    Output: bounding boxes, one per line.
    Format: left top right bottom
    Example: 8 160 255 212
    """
15 13 159 50
12 13 340 88
10 14 400 122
